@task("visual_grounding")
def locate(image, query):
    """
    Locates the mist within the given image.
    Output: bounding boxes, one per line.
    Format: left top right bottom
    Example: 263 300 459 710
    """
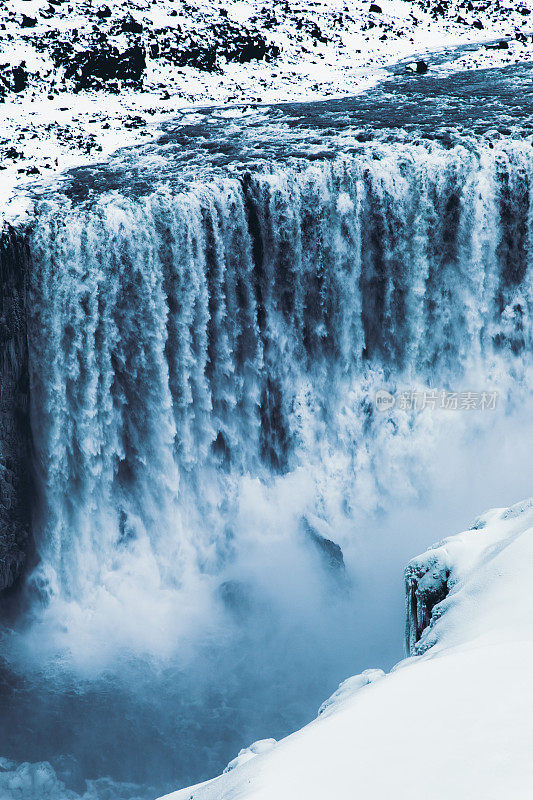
1 387 531 799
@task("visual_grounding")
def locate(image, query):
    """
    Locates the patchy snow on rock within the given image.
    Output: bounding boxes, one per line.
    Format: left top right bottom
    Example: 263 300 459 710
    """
1 0 532 217
159 496 533 800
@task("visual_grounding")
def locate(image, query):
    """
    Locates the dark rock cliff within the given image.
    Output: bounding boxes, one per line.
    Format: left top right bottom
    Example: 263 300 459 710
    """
0 226 31 595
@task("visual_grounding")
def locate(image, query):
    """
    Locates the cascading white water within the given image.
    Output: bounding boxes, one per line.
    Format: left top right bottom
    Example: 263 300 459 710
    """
25 142 531 618
1 137 532 798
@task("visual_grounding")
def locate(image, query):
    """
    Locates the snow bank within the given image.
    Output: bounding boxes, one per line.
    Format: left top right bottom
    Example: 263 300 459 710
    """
317 668 384 718
222 740 277 773
160 496 533 800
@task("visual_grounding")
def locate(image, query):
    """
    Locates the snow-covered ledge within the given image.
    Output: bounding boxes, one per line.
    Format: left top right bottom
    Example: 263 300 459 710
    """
160 497 533 800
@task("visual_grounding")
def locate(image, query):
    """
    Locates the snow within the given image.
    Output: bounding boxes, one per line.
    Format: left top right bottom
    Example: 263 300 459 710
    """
1 0 532 221
222 740 277 773
159 496 533 800
317 668 385 718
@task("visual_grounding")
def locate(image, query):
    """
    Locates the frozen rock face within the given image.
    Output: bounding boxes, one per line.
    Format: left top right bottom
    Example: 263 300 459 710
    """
301 517 346 576
404 551 450 654
404 501 528 654
0 227 31 594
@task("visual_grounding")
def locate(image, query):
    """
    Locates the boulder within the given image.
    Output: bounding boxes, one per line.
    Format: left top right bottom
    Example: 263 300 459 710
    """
95 5 111 20
13 65 27 93
301 517 345 574
20 15 37 28
121 16 143 34
62 43 146 89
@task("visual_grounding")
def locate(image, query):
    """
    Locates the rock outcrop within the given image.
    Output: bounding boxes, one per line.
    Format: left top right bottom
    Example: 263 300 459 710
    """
404 550 450 654
301 517 346 575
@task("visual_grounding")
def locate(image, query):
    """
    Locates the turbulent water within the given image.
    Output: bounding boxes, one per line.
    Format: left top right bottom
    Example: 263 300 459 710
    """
26 141 533 602
1 64 533 800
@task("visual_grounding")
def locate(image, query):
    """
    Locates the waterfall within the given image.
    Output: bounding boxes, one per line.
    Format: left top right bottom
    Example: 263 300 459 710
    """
19 141 531 612
0 133 532 796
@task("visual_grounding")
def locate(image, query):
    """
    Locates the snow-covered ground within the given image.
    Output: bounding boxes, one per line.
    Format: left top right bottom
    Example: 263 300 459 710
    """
1 0 532 217
160 496 533 800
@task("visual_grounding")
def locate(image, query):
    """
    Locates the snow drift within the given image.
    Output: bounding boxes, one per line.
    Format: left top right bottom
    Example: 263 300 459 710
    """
161 496 533 800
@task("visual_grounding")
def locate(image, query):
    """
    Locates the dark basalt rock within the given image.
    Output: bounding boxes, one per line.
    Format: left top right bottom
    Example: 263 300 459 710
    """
486 40 509 50
4 148 23 161
416 60 428 74
369 3 383 12
40 5 56 19
95 5 112 20
164 41 218 72
307 22 329 43
120 16 144 34
151 22 279 73
61 43 146 90
301 517 345 574
0 227 32 596
20 15 37 28
0 63 29 95
223 31 280 64
12 63 28 93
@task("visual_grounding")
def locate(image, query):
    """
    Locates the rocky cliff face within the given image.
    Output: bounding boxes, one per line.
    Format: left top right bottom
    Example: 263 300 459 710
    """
404 551 450 654
0 226 31 594
403 503 526 654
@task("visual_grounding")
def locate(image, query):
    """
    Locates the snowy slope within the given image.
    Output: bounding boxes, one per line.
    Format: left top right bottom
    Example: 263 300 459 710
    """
160 497 533 800
1 0 533 216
